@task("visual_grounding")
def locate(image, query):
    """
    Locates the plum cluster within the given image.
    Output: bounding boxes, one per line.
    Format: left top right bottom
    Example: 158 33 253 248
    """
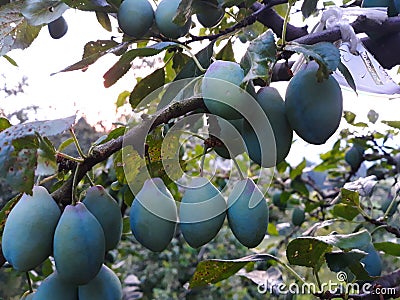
117 0 225 39
130 177 269 251
2 186 123 300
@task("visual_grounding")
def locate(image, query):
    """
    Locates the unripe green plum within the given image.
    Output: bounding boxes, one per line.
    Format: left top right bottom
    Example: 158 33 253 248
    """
285 62 343 145
130 178 177 252
117 0 154 38
78 264 122 300
291 207 305 226
212 118 245 159
227 178 268 248
83 185 122 251
53 203 105 285
155 0 191 39
202 60 246 120
180 177 226 248
33 272 78 300
242 86 293 167
272 192 286 210
2 186 61 272
360 243 382 277
345 144 364 171
48 16 68 39
195 0 224 28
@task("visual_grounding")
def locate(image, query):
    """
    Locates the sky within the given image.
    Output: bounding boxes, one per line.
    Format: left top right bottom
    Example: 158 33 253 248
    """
1 8 400 165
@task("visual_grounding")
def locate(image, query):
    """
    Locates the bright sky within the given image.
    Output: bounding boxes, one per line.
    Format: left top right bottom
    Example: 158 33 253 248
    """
1 8 399 165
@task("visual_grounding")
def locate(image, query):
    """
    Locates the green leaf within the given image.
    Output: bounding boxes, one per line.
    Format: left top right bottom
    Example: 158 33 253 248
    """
57 137 74 152
21 0 69 26
287 230 371 267
374 242 400 256
41 257 53 277
343 110 356 124
301 0 318 18
287 238 332 268
36 136 57 176
95 11 112 31
241 29 277 83
54 40 126 74
0 116 75 193
0 2 42 56
173 0 193 26
2 54 17 66
331 203 359 221
290 178 309 196
93 126 125 146
190 260 249 288
129 68 165 109
290 158 306 179
324 250 371 280
284 42 340 74
189 254 276 288
216 39 235 61
116 90 130 109
382 120 400 129
61 0 116 12
0 117 11 132
103 42 178 87
175 41 215 80
325 250 366 272
337 61 357 94
122 216 130 234
340 188 360 207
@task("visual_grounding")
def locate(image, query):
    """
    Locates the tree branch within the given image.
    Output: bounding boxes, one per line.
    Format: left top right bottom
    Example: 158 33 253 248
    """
52 97 206 205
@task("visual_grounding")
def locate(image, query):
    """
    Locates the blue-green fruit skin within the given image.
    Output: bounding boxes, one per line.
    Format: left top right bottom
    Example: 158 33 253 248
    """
195 0 224 28
180 177 226 248
130 178 177 252
213 118 245 159
291 207 305 226
202 60 246 120
345 145 364 171
117 0 154 38
83 185 122 251
360 243 382 277
48 16 68 39
227 179 268 248
155 0 191 39
2 186 61 272
53 203 105 285
32 272 78 300
285 63 343 145
78 265 122 300
243 87 293 167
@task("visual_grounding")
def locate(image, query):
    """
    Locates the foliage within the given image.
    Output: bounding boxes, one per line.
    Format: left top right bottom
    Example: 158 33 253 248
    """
1 0 400 299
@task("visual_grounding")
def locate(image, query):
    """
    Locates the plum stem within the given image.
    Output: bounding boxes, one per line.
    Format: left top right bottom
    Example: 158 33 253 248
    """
179 44 206 72
69 128 87 159
200 146 207 177
232 158 245 180
280 1 293 47
26 272 33 293
71 164 80 205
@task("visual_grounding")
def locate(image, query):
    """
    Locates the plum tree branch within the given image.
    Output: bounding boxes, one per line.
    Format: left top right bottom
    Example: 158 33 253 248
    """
52 97 206 205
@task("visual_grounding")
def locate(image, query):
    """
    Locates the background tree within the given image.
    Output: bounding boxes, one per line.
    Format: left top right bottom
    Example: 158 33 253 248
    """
1 0 400 299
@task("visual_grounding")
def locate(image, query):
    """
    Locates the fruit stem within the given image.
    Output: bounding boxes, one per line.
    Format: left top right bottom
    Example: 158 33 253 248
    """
71 163 81 205
200 146 207 177
179 45 206 72
57 152 85 163
382 193 399 220
26 272 33 293
182 148 213 166
85 174 96 187
69 128 87 159
232 158 245 180
280 2 293 47
178 130 208 142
